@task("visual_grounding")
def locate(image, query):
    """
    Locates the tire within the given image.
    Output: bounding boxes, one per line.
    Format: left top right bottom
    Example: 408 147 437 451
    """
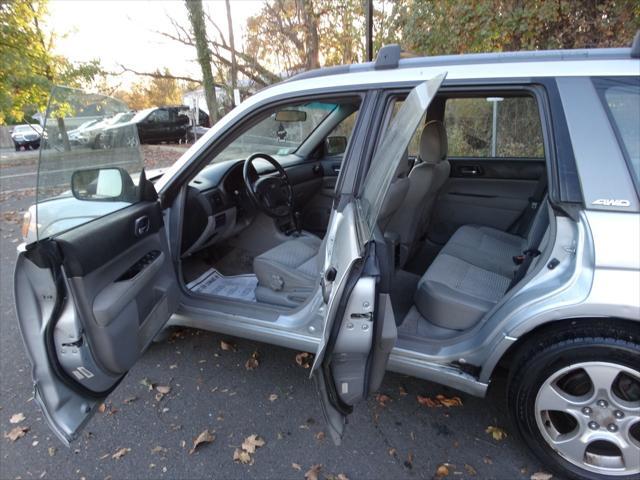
507 321 640 480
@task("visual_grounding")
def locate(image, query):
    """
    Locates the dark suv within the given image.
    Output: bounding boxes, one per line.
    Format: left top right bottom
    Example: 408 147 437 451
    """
103 106 209 146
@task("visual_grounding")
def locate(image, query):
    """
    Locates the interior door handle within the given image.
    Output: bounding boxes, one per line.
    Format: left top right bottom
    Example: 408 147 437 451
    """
460 166 483 176
134 215 150 237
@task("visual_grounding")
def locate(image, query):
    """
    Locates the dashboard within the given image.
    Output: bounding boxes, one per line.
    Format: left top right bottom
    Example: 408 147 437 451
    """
181 159 256 256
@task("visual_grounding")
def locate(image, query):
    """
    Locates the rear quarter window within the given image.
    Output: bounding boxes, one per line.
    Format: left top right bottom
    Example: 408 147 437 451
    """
592 76 640 189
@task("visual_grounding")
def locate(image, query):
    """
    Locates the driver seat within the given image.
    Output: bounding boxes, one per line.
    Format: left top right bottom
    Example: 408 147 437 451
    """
253 152 411 307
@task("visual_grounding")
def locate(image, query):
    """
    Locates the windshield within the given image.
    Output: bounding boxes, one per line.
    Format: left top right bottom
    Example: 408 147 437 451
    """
211 101 338 163
14 124 42 133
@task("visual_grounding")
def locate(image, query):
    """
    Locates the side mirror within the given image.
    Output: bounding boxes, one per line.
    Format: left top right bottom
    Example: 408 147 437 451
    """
71 167 135 201
325 136 348 155
275 109 307 123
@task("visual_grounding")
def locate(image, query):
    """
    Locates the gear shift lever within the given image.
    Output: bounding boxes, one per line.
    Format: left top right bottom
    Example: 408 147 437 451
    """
293 211 302 234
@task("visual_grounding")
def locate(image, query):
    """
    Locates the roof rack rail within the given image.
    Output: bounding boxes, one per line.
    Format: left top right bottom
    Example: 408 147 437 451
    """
631 30 640 58
375 44 401 70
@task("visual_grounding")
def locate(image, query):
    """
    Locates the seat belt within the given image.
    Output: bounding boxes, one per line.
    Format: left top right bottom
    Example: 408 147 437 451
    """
511 173 548 237
507 202 549 291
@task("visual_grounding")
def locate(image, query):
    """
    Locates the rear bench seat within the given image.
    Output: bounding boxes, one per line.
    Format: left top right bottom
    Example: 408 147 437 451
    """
414 199 550 330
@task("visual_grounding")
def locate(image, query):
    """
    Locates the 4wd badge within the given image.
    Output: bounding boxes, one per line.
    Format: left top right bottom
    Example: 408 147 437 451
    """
592 199 631 207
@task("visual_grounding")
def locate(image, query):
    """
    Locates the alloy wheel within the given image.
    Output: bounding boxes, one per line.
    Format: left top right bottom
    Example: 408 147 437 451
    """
535 361 640 476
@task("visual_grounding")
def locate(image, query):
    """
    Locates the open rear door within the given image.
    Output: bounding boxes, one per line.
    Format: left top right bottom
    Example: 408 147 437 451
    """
14 87 179 444
311 74 447 443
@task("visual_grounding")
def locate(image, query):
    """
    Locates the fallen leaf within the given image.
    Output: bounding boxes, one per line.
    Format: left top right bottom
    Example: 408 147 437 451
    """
155 392 165 402
375 393 392 407
436 395 463 407
220 339 237 351
304 464 322 480
156 385 171 395
315 431 325 441
398 386 408 396
233 447 253 464
9 413 25 424
111 447 131 459
48 447 56 457
189 429 215 454
4 426 29 442
388 447 397 457
151 446 167 455
245 351 259 370
241 434 265 454
295 352 313 368
416 394 463 408
336 475 349 480
123 396 138 404
404 451 414 469
435 464 450 477
291 463 302 471
464 464 477 476
485 425 507 441
483 456 493 465
139 378 155 391
530 473 553 480
268 393 278 402
98 404 107 413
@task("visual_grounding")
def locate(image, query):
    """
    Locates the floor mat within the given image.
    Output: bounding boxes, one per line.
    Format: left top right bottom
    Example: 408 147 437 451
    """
187 268 258 302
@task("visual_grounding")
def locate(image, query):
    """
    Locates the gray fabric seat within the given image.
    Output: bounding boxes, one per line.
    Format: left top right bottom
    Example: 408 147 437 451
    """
414 199 549 330
387 121 451 267
253 152 412 307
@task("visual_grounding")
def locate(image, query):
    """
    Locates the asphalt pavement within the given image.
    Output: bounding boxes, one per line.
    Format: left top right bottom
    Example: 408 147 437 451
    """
0 153 551 480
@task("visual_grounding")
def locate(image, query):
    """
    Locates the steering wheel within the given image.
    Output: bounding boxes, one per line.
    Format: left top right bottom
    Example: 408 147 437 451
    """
243 153 294 218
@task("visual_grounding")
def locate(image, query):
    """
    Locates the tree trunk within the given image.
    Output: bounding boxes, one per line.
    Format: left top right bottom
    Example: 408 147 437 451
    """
299 0 320 70
185 0 218 124
225 0 238 106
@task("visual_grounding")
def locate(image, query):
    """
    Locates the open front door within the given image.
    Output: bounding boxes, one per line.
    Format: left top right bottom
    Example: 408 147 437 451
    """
311 74 447 443
14 87 179 444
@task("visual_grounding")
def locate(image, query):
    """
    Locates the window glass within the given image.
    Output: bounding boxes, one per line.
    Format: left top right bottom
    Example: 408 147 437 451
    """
359 75 445 236
389 100 422 157
444 96 544 158
212 101 346 164
36 87 143 240
148 109 170 123
594 77 640 185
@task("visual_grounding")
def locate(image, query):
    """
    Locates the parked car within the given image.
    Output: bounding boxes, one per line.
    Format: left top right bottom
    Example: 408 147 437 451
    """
67 112 135 148
100 105 209 147
15 35 640 480
10 124 44 150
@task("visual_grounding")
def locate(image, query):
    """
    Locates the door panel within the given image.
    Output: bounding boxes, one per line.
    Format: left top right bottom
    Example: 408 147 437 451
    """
428 158 545 244
300 155 343 235
15 201 178 443
313 75 445 443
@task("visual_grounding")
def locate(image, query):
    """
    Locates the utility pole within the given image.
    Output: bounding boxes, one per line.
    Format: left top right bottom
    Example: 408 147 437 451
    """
365 0 373 61
225 0 239 107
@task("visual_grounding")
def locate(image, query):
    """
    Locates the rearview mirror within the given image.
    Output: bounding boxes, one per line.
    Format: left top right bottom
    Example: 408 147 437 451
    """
71 167 135 201
275 109 307 123
325 136 348 155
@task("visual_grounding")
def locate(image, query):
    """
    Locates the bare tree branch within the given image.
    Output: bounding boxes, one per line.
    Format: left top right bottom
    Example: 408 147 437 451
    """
113 64 206 85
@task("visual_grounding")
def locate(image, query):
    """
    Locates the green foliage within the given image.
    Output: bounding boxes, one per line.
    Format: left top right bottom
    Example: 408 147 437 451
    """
394 0 640 56
0 0 102 125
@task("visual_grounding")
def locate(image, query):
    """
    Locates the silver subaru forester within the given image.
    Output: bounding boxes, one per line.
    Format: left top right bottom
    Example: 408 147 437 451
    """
15 35 640 480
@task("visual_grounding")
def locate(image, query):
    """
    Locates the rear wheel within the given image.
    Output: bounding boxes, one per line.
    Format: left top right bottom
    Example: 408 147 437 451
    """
508 324 640 480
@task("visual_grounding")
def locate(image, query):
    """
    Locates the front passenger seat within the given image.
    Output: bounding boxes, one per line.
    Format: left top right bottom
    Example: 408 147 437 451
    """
386 120 450 267
253 151 411 308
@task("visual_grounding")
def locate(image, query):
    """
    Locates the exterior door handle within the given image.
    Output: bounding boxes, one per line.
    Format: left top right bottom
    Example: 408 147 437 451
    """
134 215 150 237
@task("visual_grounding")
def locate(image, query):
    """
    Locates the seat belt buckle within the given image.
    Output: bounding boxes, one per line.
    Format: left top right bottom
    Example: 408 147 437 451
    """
513 255 525 265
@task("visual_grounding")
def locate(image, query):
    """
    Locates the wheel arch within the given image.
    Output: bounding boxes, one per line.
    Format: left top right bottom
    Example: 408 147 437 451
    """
487 316 640 382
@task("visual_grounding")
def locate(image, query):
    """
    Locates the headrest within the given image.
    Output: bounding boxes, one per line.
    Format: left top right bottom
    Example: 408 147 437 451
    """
419 120 448 164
